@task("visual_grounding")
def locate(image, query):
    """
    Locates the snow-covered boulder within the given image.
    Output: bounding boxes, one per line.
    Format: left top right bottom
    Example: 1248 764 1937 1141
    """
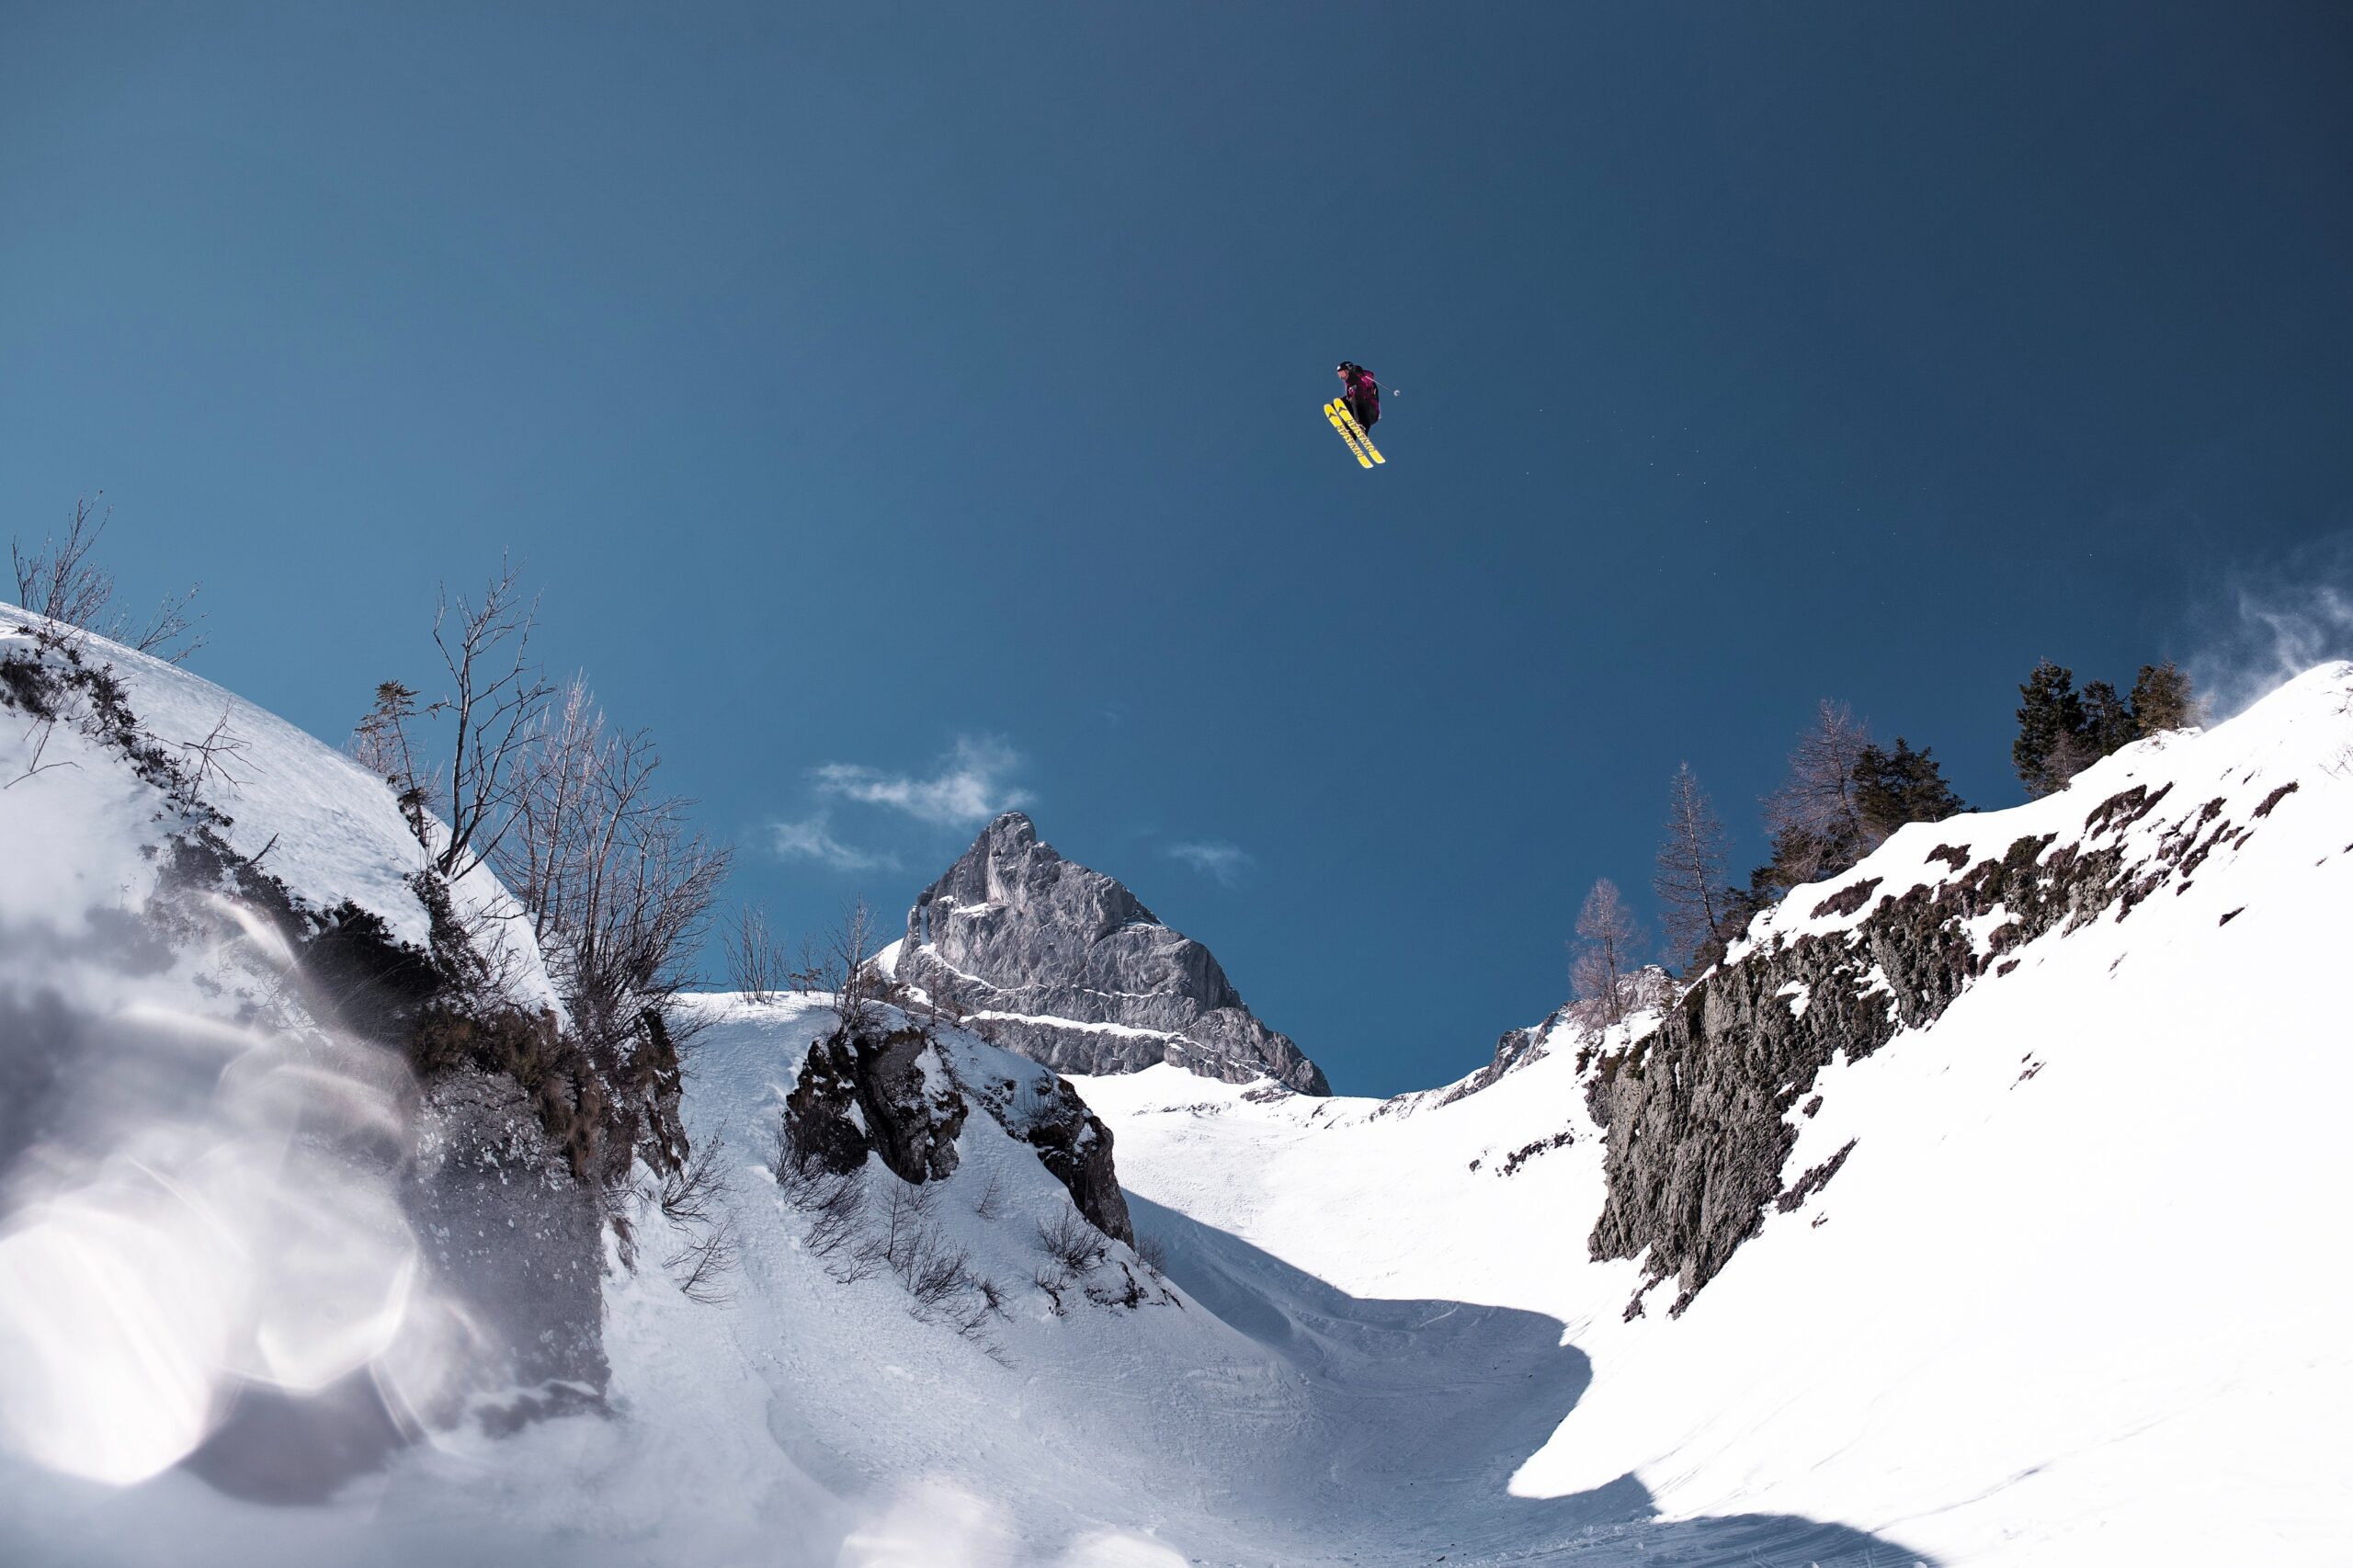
779 1004 1133 1244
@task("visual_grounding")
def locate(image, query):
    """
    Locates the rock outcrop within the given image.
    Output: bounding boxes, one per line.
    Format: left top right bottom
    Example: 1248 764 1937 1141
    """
894 812 1330 1095
783 1020 972 1186
781 1010 1134 1244
1588 748 2301 1317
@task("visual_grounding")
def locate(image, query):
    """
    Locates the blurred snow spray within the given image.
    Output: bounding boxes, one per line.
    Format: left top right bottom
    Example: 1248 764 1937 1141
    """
0 892 460 1487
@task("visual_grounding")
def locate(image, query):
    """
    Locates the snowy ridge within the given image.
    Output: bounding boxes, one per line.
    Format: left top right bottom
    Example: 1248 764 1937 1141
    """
0 607 556 1006
1085 663 2353 1566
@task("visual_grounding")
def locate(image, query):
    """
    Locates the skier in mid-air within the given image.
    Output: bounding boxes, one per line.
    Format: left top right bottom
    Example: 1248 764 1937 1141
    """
1336 362 1380 432
1325 361 1386 467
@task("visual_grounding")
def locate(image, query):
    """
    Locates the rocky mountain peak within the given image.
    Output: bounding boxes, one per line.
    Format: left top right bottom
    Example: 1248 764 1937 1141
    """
895 812 1329 1095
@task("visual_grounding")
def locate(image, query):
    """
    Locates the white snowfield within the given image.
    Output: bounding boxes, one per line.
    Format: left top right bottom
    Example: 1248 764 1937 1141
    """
1 608 2347 1567
1083 661 2353 1567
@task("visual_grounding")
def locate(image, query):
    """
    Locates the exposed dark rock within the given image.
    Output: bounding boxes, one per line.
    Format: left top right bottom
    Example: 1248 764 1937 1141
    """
2254 781 2299 818
783 1022 969 1184
406 1067 610 1396
1776 1140 1857 1213
1811 877 1882 919
895 812 1329 1094
781 1013 1138 1244
1589 781 2279 1311
1496 1130 1575 1177
1434 1018 1557 1108
968 1069 1134 1245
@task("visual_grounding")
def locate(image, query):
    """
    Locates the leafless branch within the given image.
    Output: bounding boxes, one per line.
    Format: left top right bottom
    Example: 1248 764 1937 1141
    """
174 709 250 798
1568 878 1646 1028
9 497 204 663
727 903 788 1002
971 1167 1006 1222
1761 699 1872 884
4 714 77 790
427 558 552 881
494 674 731 1058
663 1222 739 1306
1654 762 1732 966
1036 1209 1108 1275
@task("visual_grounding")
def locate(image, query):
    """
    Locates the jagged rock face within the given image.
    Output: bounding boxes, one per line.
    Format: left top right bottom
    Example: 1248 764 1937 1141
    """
784 1022 971 1185
1589 776 2275 1316
895 812 1330 1095
963 1063 1134 1245
1429 1003 1582 1109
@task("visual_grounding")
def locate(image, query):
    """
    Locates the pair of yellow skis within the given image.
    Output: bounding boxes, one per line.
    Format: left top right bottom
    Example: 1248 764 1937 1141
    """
1324 400 1386 468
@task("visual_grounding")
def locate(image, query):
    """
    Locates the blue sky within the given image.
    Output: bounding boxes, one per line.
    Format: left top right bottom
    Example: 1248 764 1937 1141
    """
6 3 2349 1094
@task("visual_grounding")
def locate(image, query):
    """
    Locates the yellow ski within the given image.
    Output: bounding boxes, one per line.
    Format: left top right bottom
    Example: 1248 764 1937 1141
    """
1324 401 1373 468
1328 400 1385 465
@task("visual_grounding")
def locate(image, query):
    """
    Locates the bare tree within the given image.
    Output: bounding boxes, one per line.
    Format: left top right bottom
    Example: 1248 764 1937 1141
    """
1654 763 1732 967
1568 878 1646 1028
10 497 203 662
496 676 731 1056
1761 699 1871 886
726 903 787 1002
971 1167 1006 1221
776 1153 869 1276
2040 725 2103 793
1036 1209 1108 1276
426 560 552 881
819 896 894 1027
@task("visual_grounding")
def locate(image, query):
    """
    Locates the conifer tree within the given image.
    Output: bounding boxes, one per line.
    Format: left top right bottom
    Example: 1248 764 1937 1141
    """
2081 680 2139 756
2014 660 2088 797
2128 661 2203 733
1853 738 1967 848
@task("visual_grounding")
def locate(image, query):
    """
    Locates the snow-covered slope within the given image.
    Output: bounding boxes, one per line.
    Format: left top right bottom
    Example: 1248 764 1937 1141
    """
0 987 1918 1565
1083 662 2353 1566
0 608 549 977
7 606 2341 1566
0 610 613 1533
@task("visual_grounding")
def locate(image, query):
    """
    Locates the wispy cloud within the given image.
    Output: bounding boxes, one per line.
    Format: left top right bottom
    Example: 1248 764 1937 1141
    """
2188 542 2353 719
770 812 901 872
813 734 1028 827
1165 840 1256 887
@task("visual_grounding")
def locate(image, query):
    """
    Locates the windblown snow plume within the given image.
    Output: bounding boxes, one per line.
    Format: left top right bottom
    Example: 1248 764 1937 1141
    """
2188 542 2353 718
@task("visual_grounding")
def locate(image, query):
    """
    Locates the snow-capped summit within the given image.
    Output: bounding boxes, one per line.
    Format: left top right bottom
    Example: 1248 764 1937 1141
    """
893 811 1330 1094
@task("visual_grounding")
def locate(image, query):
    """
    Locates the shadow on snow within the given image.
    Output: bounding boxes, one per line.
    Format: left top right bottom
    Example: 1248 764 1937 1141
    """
1130 1193 1934 1567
